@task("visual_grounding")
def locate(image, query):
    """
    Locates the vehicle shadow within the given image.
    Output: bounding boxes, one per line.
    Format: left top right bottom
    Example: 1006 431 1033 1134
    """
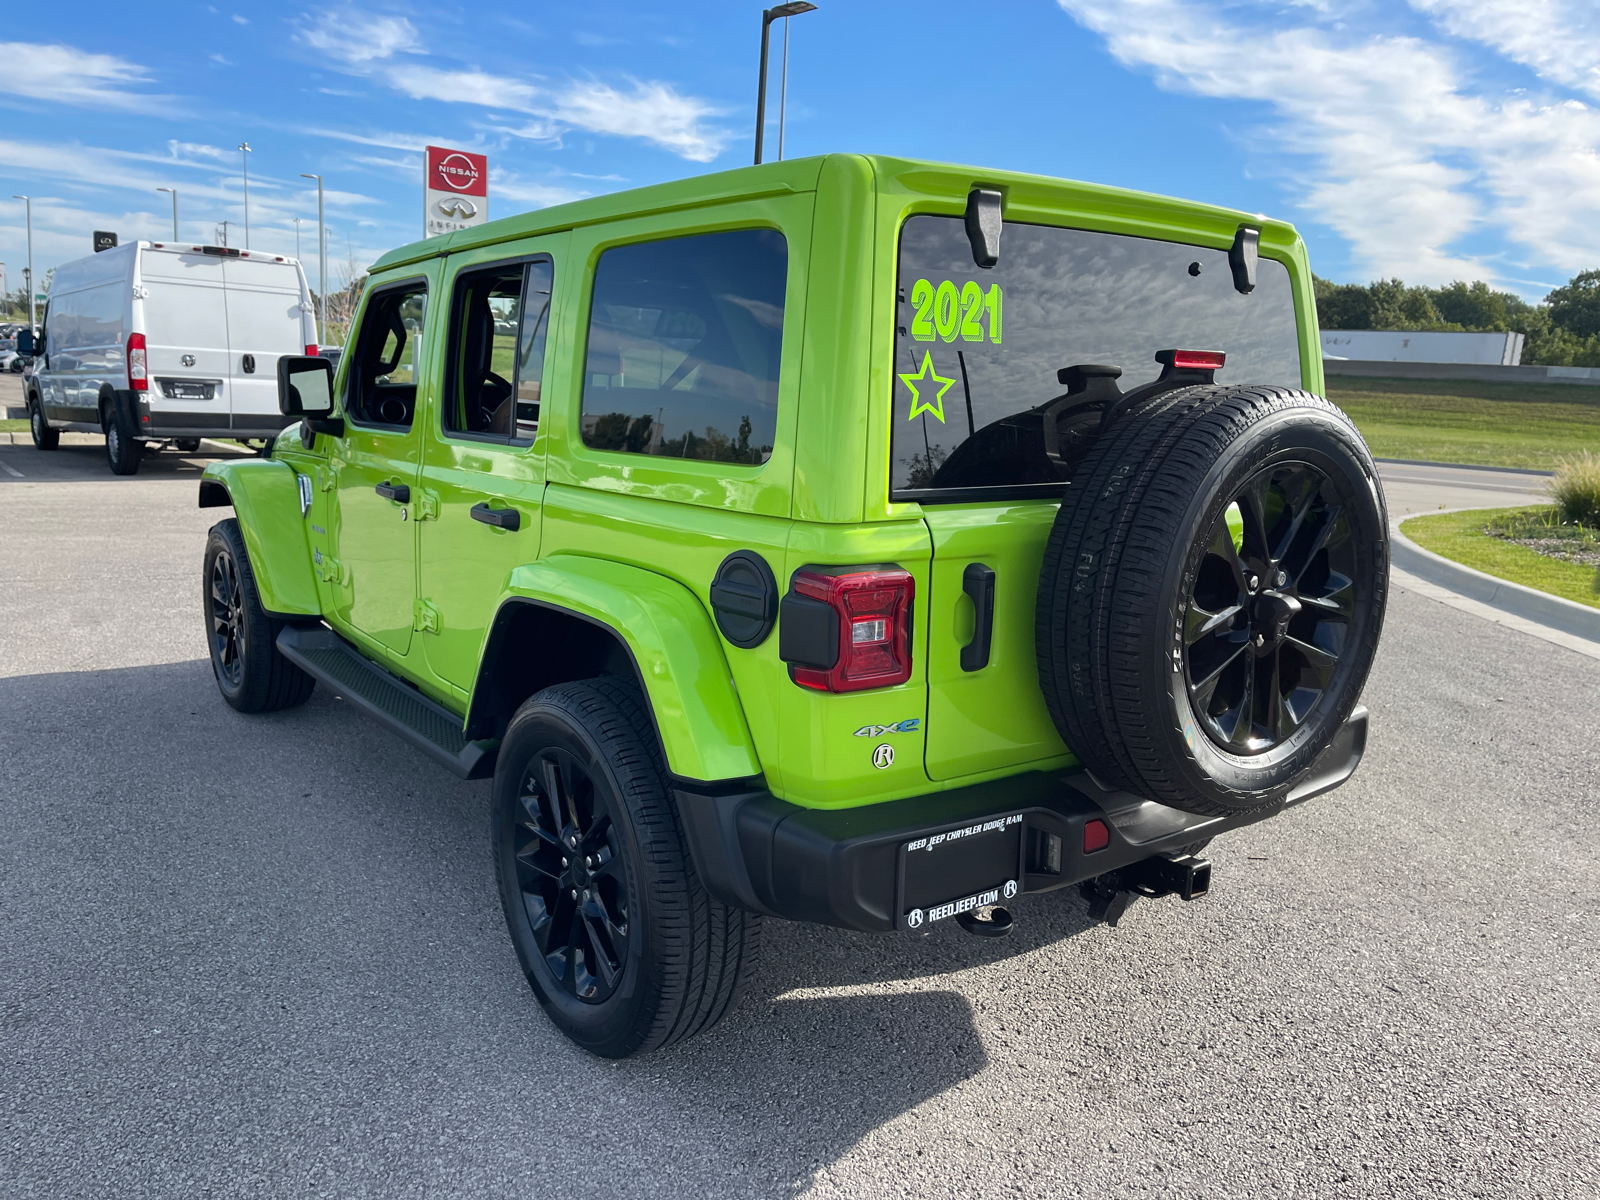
0 436 253 482
0 659 1027 1198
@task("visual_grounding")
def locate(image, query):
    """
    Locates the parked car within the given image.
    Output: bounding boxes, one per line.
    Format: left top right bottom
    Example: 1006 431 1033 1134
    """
23 242 317 473
197 154 1389 1058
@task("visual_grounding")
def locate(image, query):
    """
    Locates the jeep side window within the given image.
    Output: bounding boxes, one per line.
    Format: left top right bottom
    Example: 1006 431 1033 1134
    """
346 282 427 429
516 260 553 440
580 228 785 466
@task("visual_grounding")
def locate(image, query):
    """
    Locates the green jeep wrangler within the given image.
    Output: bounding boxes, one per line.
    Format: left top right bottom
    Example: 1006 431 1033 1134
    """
198 155 1387 1058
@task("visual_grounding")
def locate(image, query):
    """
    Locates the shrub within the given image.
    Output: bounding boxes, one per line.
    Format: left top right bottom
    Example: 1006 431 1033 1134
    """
1548 451 1600 525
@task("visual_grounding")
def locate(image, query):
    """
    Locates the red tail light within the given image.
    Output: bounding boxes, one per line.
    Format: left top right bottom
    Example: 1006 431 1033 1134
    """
1171 349 1225 371
305 344 319 357
786 568 914 693
127 332 148 391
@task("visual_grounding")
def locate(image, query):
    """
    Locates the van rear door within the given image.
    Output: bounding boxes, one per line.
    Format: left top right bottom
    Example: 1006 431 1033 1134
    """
140 248 230 431
221 256 308 435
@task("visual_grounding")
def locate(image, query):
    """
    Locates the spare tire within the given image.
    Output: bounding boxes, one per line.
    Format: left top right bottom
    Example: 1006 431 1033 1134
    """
1035 384 1388 817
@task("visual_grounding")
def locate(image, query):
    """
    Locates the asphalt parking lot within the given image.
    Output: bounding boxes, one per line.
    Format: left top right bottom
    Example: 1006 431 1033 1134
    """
2 440 1597 1199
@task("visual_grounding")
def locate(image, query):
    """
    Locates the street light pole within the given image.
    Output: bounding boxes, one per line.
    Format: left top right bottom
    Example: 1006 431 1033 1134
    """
300 173 326 345
238 142 252 249
293 216 302 261
12 195 33 332
156 187 178 238
753 3 817 165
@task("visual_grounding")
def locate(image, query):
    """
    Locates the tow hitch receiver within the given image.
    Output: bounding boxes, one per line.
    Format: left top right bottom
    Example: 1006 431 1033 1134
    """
1080 853 1212 926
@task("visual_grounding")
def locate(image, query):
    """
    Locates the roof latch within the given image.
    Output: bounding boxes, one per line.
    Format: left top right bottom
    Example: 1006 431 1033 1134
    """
1229 224 1260 295
965 188 1003 269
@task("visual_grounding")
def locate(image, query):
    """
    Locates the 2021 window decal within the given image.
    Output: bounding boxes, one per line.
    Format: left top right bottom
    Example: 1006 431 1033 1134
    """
908 278 1002 344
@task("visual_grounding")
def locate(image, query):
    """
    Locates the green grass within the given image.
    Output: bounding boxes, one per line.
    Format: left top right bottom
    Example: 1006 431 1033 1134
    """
1327 376 1600 470
0 418 27 432
1401 506 1600 609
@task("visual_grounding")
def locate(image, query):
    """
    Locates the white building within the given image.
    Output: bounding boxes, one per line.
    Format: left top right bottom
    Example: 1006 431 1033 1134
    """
1320 329 1524 366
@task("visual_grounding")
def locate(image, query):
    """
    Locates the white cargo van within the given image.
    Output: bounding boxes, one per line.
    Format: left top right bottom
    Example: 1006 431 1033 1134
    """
23 241 317 474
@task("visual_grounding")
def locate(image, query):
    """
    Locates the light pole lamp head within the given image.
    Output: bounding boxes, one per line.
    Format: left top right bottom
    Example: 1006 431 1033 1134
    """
767 2 817 17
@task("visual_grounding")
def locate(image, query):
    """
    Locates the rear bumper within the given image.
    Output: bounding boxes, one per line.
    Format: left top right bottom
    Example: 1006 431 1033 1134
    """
677 706 1367 932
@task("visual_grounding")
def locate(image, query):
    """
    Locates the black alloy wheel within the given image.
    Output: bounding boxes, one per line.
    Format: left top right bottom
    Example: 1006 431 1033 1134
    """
201 519 316 713
492 679 761 1057
1184 463 1356 754
209 547 247 690
512 747 631 1004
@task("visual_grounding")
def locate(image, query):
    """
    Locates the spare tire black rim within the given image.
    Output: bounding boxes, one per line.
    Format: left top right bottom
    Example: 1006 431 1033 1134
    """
513 750 630 1004
1183 462 1356 754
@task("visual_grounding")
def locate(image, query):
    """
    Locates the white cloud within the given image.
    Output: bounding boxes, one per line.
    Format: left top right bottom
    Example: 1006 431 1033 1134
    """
231 13 248 25
1411 0 1600 102
298 9 419 64
1057 0 1600 286
546 79 730 162
0 42 170 113
381 64 730 161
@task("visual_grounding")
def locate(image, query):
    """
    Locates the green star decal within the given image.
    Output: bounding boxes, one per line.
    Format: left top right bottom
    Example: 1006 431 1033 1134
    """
898 351 954 423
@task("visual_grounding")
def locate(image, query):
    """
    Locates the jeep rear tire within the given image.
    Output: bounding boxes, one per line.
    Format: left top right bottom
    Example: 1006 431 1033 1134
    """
492 679 761 1058
29 399 59 451
203 519 317 712
1036 384 1387 817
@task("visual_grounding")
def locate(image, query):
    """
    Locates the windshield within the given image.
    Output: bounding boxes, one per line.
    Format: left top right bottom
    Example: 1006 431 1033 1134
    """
891 215 1303 502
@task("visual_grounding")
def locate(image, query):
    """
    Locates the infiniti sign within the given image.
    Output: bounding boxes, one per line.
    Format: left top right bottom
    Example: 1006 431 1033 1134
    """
436 197 479 219
424 144 489 238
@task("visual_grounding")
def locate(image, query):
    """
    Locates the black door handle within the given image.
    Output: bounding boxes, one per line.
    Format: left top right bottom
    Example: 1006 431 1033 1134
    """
375 481 410 503
961 563 995 672
470 502 521 531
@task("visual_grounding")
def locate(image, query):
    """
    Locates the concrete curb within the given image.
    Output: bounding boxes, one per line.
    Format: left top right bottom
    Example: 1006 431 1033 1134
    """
1375 457 1554 478
1391 514 1600 647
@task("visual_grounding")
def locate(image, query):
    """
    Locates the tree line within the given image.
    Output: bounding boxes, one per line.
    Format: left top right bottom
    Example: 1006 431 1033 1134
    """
1315 270 1600 367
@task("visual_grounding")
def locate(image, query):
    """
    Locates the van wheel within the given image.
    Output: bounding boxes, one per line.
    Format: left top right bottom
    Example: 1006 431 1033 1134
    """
492 679 761 1058
29 400 59 451
1036 384 1388 818
104 404 141 476
202 519 316 713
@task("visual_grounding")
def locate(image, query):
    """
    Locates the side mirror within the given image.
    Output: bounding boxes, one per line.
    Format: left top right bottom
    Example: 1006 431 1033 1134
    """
16 329 34 355
278 355 334 417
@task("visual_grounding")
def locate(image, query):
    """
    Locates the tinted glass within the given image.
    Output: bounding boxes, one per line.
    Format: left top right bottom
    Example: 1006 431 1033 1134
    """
517 260 553 440
446 264 524 439
581 229 786 466
892 216 1302 500
346 284 426 429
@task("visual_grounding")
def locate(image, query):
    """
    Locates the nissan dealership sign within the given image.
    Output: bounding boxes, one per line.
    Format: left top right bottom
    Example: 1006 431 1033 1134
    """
424 145 488 238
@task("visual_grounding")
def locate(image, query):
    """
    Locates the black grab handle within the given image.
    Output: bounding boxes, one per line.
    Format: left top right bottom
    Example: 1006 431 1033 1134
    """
470 502 521 531
961 563 995 672
374 481 409 503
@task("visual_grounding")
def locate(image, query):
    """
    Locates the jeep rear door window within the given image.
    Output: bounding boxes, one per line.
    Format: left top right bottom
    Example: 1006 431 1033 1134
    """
444 258 552 443
580 228 785 466
892 216 1302 502
346 282 427 429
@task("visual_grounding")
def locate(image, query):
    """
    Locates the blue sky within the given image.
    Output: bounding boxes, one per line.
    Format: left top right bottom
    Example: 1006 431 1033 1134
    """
1 0 1596 302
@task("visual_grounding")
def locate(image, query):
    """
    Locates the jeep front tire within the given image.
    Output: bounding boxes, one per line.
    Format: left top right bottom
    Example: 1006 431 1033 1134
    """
202 519 317 712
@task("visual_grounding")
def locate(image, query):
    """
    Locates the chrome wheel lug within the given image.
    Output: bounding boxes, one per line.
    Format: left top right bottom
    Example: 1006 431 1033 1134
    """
1275 570 1287 587
1248 575 1259 592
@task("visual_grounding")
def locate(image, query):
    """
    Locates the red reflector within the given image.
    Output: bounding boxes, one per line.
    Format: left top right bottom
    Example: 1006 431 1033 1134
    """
153 242 163 248
1173 349 1226 371
305 344 319 357
1083 819 1110 853
789 568 914 693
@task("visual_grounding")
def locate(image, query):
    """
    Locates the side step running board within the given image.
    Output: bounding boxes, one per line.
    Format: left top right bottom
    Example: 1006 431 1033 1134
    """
276 625 497 780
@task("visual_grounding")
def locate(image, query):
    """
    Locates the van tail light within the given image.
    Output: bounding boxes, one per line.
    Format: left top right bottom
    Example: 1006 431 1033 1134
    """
779 568 914 693
305 344 319 357
127 333 148 391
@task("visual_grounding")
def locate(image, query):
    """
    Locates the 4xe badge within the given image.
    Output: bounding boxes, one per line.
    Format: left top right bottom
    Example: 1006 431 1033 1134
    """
855 718 920 737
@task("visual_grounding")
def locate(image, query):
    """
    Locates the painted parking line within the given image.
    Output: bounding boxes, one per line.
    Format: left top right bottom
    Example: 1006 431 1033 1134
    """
0 458 23 478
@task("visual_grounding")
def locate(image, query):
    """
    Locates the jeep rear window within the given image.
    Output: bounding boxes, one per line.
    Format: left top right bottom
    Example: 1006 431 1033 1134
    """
581 229 785 466
891 216 1302 502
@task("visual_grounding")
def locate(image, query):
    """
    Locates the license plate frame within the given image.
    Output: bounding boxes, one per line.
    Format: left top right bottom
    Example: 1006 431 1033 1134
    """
898 812 1025 931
